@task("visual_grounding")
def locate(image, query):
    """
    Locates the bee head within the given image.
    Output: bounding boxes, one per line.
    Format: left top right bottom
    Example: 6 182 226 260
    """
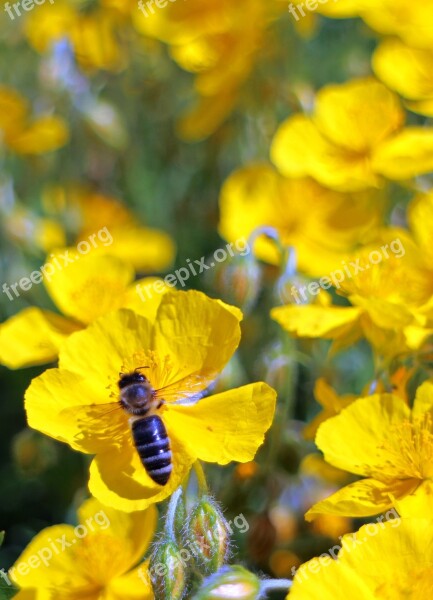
118 370 147 389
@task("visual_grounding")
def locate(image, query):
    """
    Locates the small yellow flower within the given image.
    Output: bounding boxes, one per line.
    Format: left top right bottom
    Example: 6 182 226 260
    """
305 381 433 520
11 498 157 600
288 517 433 600
271 77 433 191
0 252 168 369
0 86 68 155
271 232 433 358
373 39 433 117
25 291 277 511
218 163 385 276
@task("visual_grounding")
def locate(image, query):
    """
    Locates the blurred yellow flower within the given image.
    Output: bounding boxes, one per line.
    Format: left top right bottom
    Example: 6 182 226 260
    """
133 0 284 140
288 517 433 600
305 381 433 520
271 78 433 192
0 86 68 155
25 1 126 71
25 291 277 511
271 232 433 358
303 378 356 440
0 252 168 369
318 0 433 51
11 497 156 600
218 163 385 276
373 39 433 117
42 187 176 272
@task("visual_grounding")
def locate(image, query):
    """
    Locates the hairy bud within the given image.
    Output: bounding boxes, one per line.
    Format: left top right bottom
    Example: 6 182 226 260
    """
149 540 186 600
191 565 261 600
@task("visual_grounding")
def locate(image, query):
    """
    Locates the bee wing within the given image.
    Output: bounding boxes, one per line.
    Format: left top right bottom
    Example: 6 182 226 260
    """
155 372 217 404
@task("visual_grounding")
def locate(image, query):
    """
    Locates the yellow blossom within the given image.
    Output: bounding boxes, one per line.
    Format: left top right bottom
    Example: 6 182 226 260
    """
0 86 68 155
271 78 433 192
305 381 433 520
0 252 169 369
11 497 156 600
373 39 433 117
288 517 433 600
218 163 385 276
24 291 277 511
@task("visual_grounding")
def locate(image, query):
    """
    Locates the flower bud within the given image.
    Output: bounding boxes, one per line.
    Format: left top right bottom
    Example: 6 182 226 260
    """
191 566 261 600
149 540 186 600
186 496 230 575
206 253 262 314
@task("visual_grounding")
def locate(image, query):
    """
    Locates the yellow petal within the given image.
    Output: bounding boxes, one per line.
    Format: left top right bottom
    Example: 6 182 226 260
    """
108 564 154 600
152 290 242 388
164 382 276 464
125 277 171 320
0 86 28 135
314 78 404 152
88 433 194 512
271 115 380 192
315 394 410 475
0 308 80 369
373 39 433 105
77 498 157 571
7 116 69 155
10 525 91 590
25 368 128 453
96 226 175 272
372 128 433 180
305 478 417 520
44 252 135 325
59 308 153 382
271 305 362 340
412 381 433 416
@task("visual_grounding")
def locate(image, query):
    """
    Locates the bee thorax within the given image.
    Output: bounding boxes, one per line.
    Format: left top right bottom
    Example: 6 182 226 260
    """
120 383 153 415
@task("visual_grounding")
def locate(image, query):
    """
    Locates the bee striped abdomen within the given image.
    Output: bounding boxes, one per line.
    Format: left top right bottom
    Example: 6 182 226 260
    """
132 415 172 486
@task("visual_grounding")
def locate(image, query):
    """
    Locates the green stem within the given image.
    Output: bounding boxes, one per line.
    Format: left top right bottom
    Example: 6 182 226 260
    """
166 486 183 541
193 461 209 494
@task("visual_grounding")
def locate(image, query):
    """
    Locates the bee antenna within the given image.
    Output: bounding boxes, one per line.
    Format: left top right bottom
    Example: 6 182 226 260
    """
135 365 150 371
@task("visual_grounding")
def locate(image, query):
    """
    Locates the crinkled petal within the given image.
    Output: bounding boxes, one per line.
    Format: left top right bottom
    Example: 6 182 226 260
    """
0 308 80 369
164 382 276 464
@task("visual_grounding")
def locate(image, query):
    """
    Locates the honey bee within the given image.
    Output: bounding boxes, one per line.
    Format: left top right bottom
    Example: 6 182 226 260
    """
117 367 210 486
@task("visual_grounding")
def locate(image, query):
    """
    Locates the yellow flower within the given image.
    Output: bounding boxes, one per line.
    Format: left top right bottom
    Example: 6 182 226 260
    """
24 291 277 511
373 39 433 117
11 497 156 600
133 0 285 140
25 1 126 72
42 186 176 272
271 77 433 192
0 86 68 155
305 381 433 520
271 232 433 358
0 252 168 369
318 0 433 51
288 517 433 600
218 163 385 276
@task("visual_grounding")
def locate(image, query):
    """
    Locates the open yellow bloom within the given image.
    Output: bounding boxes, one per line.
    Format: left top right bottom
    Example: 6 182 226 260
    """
305 381 433 520
11 498 156 600
42 187 176 272
373 39 433 117
0 86 68 155
133 0 284 140
271 78 433 192
25 291 277 511
0 252 168 369
271 233 433 358
318 0 433 51
288 517 433 600
218 163 385 276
